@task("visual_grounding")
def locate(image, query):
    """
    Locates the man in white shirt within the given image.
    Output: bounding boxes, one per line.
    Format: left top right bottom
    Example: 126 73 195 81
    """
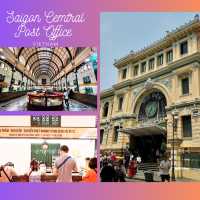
53 145 78 182
159 154 171 182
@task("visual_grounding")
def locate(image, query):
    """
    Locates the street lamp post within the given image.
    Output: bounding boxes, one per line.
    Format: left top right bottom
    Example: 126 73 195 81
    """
104 120 110 145
21 72 24 91
171 114 176 181
60 78 62 91
26 78 28 91
71 61 79 93
171 111 178 181
9 67 15 92
117 121 124 154
65 74 68 88
74 68 79 92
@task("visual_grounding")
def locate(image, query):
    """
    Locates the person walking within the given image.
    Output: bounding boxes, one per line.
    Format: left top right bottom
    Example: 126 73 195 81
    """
63 88 70 110
54 145 78 182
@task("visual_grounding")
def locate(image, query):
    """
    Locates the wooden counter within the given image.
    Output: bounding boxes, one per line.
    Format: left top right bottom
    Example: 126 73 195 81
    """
12 174 82 182
69 92 97 107
0 91 27 103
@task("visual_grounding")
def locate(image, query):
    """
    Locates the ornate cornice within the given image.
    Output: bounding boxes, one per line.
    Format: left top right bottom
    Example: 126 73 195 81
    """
100 114 136 125
111 114 136 121
166 98 200 111
114 17 200 68
105 52 200 93
100 88 114 99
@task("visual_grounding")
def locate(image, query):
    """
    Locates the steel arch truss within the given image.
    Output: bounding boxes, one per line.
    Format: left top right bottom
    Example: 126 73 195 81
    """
16 47 75 82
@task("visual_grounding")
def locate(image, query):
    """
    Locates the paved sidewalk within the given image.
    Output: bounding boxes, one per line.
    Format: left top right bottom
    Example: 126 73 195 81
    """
126 176 198 182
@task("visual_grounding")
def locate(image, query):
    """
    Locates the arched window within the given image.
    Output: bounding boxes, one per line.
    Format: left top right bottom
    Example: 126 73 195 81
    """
100 129 104 144
103 102 109 117
138 91 167 122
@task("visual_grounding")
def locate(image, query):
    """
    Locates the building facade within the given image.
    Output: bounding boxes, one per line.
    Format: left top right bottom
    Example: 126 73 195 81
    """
100 15 200 180
52 47 97 95
0 47 97 93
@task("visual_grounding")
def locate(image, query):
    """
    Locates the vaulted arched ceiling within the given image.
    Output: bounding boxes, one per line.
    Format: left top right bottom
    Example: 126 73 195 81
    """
17 47 75 82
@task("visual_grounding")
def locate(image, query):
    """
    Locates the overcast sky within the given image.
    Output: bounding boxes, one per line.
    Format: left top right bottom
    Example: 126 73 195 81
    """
100 12 197 91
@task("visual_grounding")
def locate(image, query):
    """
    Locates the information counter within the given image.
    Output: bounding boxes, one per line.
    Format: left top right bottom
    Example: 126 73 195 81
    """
12 173 82 182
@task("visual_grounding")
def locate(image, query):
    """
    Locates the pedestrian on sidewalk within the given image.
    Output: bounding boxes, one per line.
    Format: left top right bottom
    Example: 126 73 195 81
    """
128 157 137 178
136 154 142 164
114 159 126 182
100 161 116 182
159 153 171 182
124 148 130 172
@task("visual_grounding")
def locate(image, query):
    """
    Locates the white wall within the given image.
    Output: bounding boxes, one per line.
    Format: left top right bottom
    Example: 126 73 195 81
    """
0 138 95 175
0 116 31 126
61 116 96 127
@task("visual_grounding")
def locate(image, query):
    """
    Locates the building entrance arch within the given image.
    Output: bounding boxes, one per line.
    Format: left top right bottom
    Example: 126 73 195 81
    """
128 87 169 163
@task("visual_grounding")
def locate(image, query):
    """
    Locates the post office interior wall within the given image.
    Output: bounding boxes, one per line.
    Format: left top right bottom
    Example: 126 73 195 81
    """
0 138 95 174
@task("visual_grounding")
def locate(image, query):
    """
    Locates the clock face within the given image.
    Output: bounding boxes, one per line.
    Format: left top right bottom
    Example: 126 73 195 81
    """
145 101 157 118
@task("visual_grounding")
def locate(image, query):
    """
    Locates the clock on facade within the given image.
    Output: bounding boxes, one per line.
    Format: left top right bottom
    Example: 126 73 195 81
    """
145 101 157 118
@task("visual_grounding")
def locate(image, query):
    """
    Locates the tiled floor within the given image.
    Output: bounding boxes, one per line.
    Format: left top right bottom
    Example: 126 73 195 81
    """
0 96 96 111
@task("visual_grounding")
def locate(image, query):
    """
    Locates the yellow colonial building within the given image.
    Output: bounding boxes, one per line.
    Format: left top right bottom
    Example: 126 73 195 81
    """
100 15 200 180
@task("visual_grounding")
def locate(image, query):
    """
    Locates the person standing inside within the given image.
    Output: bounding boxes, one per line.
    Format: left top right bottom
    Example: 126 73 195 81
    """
63 88 70 109
28 159 41 182
159 153 171 182
53 145 78 182
82 157 97 183
0 162 17 182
